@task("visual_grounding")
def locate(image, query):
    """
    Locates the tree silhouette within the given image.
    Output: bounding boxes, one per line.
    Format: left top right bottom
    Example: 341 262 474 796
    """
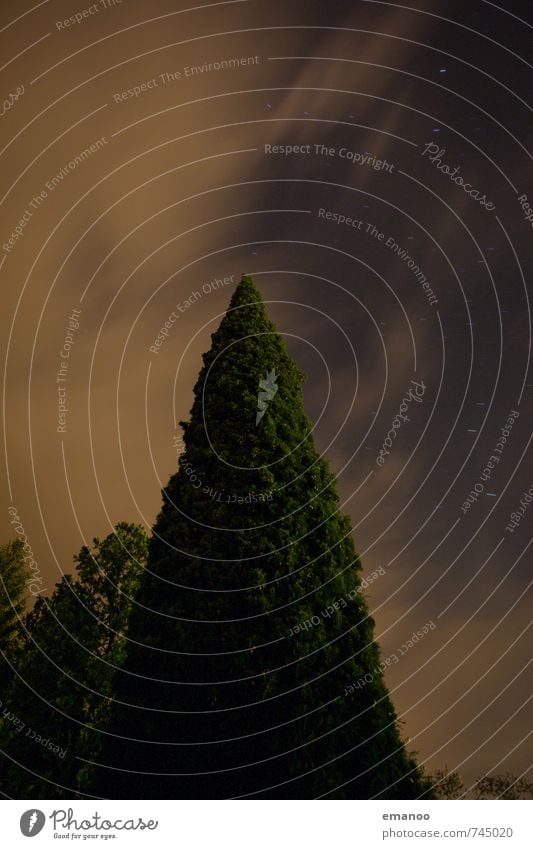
88 275 430 799
0 539 29 694
0 524 147 798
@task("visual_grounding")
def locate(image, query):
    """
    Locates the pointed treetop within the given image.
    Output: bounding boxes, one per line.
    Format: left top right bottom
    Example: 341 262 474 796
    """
228 274 263 308
211 274 271 347
180 272 306 472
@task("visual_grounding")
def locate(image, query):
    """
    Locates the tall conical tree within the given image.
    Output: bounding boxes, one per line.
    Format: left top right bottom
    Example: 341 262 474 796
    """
87 276 430 799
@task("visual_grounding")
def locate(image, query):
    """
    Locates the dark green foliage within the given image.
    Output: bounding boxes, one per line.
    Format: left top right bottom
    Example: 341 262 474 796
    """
0 523 148 798
89 276 430 799
0 539 28 652
0 539 29 695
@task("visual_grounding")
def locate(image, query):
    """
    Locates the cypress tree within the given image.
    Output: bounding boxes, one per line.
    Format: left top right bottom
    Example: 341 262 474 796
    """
89 276 430 799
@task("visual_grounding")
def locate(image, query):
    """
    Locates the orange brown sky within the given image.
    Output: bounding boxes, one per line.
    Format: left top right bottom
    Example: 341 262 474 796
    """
1 0 531 791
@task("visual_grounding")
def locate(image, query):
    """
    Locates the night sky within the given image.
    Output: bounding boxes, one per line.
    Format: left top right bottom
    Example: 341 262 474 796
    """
1 0 531 792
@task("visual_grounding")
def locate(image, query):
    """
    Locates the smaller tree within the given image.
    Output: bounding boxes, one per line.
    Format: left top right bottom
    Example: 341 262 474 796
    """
75 524 149 793
424 768 533 800
0 539 29 692
474 773 533 800
0 523 148 799
428 766 465 799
